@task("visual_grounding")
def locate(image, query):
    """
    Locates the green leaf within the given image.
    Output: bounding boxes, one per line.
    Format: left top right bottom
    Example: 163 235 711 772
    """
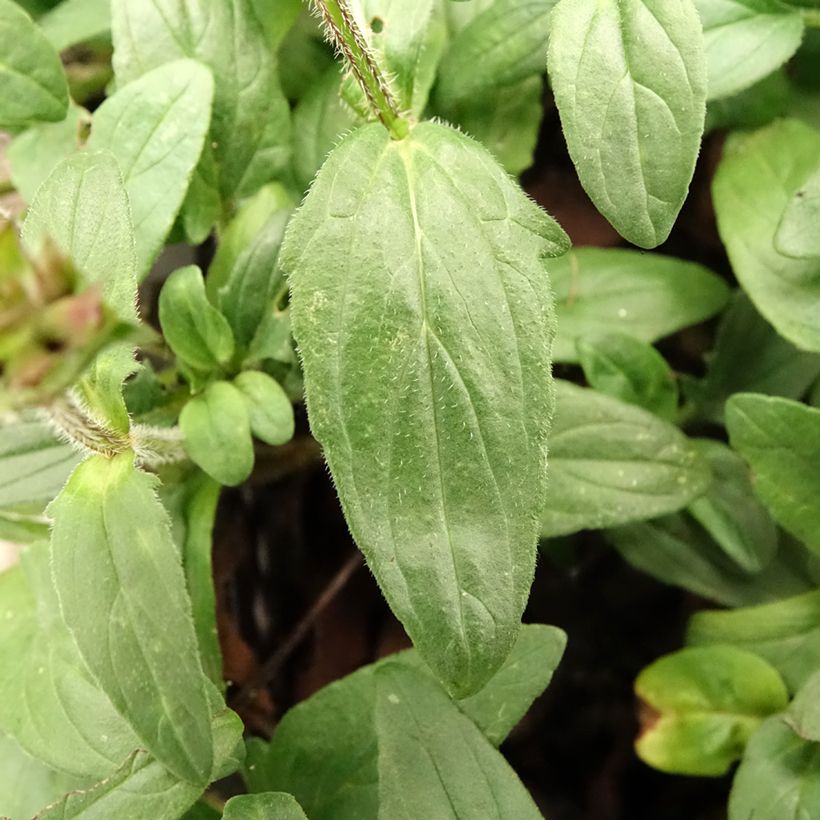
705 69 792 133
0 0 68 127
234 371 295 447
727 394 820 556
0 733 80 820
223 793 308 820
541 381 710 538
291 67 358 194
159 266 235 373
111 0 291 202
36 750 202 820
695 0 804 101
685 292 820 424
775 166 820 259
790 671 820 741
451 75 544 176
22 150 138 432
729 717 820 820
48 453 214 786
687 439 777 573
87 60 215 277
7 103 87 205
161 472 223 687
712 118 820 352
180 381 254 487
284 122 568 696
0 417 79 508
374 662 542 818
0 550 141 779
343 0 446 117
635 646 789 776
550 248 729 363
457 623 566 746
548 0 707 247
609 513 820 607
435 0 556 109
244 628 561 818
576 332 678 421
38 0 111 51
688 590 820 692
249 0 301 50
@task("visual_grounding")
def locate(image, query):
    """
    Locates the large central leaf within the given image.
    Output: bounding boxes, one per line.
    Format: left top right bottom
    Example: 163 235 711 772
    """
284 122 568 696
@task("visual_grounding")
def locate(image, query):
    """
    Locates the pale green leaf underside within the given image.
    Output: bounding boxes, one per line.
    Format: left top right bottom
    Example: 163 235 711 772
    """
726 393 820 556
223 793 309 820
0 0 68 127
695 0 804 101
548 0 707 247
712 119 820 353
284 121 567 696
550 248 729 362
88 59 214 278
48 454 214 786
541 380 711 537
776 166 820 260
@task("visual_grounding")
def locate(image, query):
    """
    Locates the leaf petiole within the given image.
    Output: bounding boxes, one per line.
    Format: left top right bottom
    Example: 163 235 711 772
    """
309 0 410 139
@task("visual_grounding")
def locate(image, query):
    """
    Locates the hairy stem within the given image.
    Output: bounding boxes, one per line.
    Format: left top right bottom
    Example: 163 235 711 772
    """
310 0 409 139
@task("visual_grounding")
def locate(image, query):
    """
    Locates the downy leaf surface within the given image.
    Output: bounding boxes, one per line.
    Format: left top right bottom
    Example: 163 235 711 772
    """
0 0 68 127
48 453 214 786
223 793 309 820
712 118 820 352
776 166 820 259
727 394 820 556
541 381 710 538
548 0 707 247
284 121 568 696
38 0 112 51
550 248 729 362
87 60 214 278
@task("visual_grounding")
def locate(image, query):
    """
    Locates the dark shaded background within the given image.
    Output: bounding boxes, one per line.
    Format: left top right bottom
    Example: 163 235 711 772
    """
215 100 736 819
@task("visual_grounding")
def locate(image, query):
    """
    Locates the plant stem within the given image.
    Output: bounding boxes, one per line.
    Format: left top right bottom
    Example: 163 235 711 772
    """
311 0 409 139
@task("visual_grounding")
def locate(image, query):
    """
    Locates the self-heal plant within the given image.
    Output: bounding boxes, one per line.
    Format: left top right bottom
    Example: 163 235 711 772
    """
2 0 820 817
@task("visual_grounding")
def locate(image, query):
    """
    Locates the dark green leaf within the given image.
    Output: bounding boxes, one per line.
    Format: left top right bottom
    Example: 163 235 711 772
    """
88 60 215 277
727 394 820 556
776 166 820 259
576 332 678 421
713 118 820 352
550 248 729 362
48 454 214 786
695 0 804 100
284 121 568 696
180 381 254 487
705 70 792 133
688 590 820 692
159 266 235 373
635 646 789 776
457 623 566 746
373 661 542 818
685 292 820 424
223 793 308 820
541 381 710 538
608 513 820 607
234 371 295 447
548 0 707 247
729 717 820 820
687 439 777 573
0 0 68 127
435 0 555 109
